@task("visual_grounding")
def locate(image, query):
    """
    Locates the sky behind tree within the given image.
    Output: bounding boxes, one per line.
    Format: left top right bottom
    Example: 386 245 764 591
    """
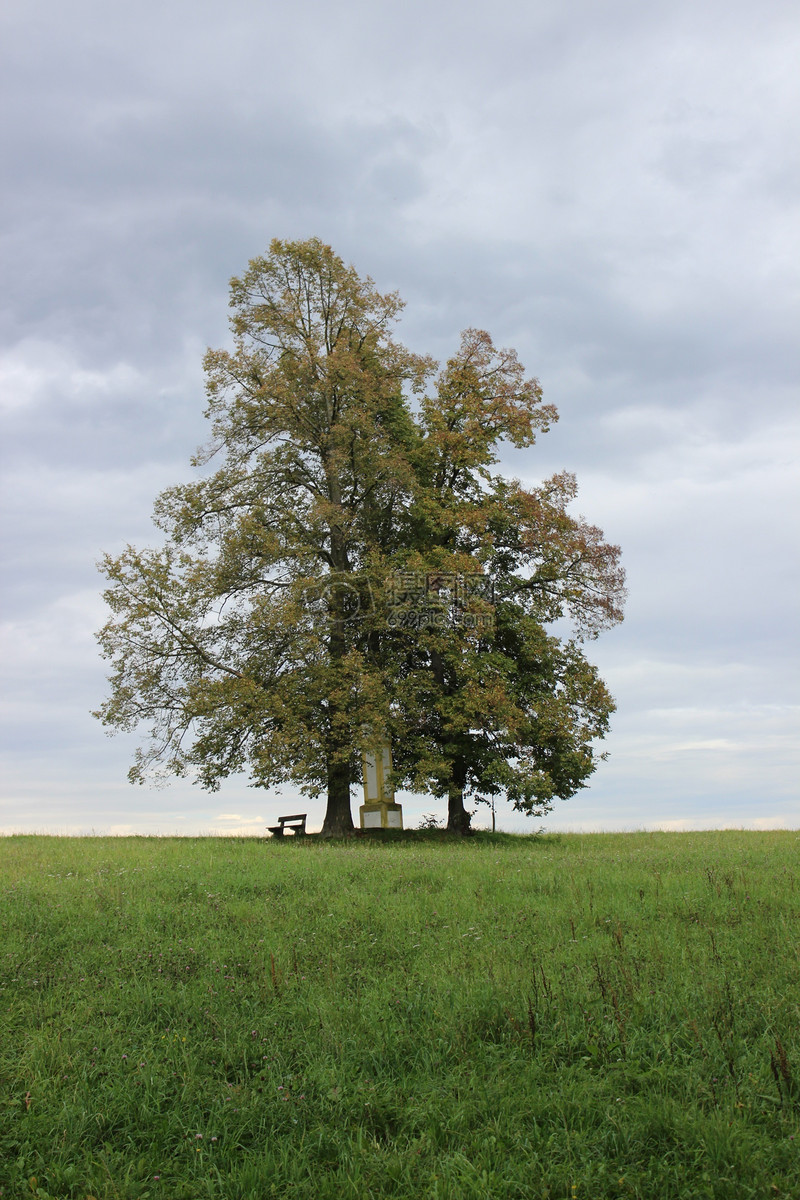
1 0 798 834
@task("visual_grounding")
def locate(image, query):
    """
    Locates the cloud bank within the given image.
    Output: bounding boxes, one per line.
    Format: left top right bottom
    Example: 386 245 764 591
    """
1 0 797 833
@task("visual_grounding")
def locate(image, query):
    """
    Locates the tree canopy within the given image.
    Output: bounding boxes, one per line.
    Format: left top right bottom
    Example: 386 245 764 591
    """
95 238 625 834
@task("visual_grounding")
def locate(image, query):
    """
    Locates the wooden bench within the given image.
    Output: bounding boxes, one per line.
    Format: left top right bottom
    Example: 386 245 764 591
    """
267 813 307 838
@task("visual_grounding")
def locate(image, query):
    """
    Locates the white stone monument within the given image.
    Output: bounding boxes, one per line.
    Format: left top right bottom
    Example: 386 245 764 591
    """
359 744 403 830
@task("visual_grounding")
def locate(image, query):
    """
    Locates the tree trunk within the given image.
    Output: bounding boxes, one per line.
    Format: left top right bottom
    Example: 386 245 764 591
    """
446 755 472 834
447 787 472 833
321 754 354 837
320 557 355 838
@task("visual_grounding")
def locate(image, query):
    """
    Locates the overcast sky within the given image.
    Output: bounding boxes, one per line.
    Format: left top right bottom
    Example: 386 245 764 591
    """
1 0 797 835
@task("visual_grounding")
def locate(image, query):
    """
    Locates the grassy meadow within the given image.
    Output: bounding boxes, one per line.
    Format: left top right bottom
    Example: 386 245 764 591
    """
0 829 798 1199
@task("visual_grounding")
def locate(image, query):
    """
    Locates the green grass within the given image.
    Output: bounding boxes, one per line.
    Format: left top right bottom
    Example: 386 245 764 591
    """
1 829 798 1199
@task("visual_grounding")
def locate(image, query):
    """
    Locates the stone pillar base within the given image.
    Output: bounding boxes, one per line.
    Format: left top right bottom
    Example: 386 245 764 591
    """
359 802 404 830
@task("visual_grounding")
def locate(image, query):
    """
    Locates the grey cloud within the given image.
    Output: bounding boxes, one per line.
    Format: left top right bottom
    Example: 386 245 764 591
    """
1 0 797 832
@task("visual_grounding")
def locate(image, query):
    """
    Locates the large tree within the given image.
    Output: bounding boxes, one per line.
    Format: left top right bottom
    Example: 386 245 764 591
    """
95 238 428 836
380 329 626 831
96 241 625 835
